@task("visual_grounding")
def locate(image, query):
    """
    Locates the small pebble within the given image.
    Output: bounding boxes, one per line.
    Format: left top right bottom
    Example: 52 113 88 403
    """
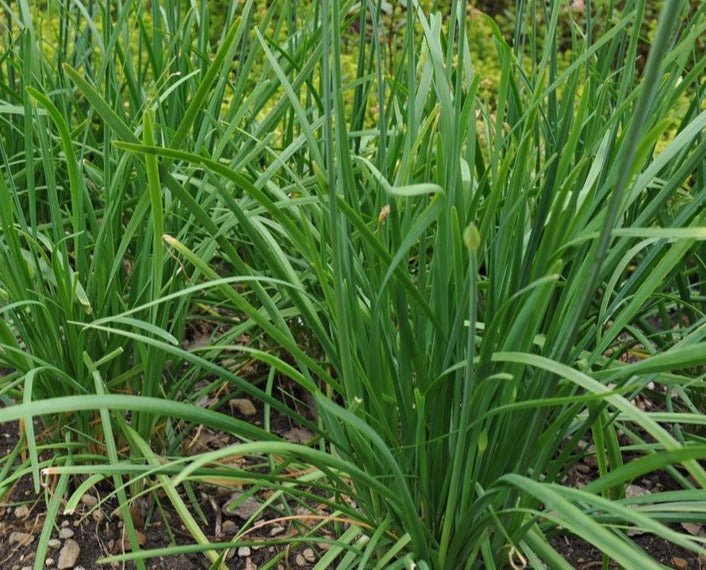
58 539 81 569
626 484 649 498
269 525 285 537
91 509 105 523
229 398 257 416
9 532 34 546
295 554 307 567
48 538 62 549
237 546 251 557
671 557 688 570
80 494 98 508
14 505 30 519
61 520 70 528
136 530 147 545
224 495 261 520
282 427 313 444
302 548 316 563
59 527 75 539
244 558 258 570
45 558 55 567
222 520 237 534
681 522 703 536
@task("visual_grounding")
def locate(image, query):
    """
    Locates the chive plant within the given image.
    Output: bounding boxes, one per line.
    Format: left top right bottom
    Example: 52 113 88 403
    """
136 0 705 566
0 0 226 446
1 0 706 568
0 2 273 566
122 0 705 566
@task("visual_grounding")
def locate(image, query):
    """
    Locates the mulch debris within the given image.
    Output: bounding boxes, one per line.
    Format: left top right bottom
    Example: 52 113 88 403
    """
2 389 705 569
1 400 322 570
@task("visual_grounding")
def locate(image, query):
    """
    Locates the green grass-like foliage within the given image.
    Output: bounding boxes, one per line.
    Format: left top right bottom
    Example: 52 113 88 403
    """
1 0 706 568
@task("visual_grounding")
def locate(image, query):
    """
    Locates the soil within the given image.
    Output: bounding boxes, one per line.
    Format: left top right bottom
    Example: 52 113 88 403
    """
0 468 317 570
550 532 704 569
1 402 320 570
1 388 705 569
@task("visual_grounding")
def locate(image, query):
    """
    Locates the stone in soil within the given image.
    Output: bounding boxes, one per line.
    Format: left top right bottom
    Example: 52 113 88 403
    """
295 553 307 567
14 504 30 519
681 522 704 536
80 494 98 508
48 538 62 549
269 525 285 536
237 546 251 557
224 494 261 520
222 519 237 534
120 529 147 551
57 539 80 569
626 484 649 497
9 531 34 546
302 548 316 563
229 398 257 416
282 427 313 443
59 527 75 539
